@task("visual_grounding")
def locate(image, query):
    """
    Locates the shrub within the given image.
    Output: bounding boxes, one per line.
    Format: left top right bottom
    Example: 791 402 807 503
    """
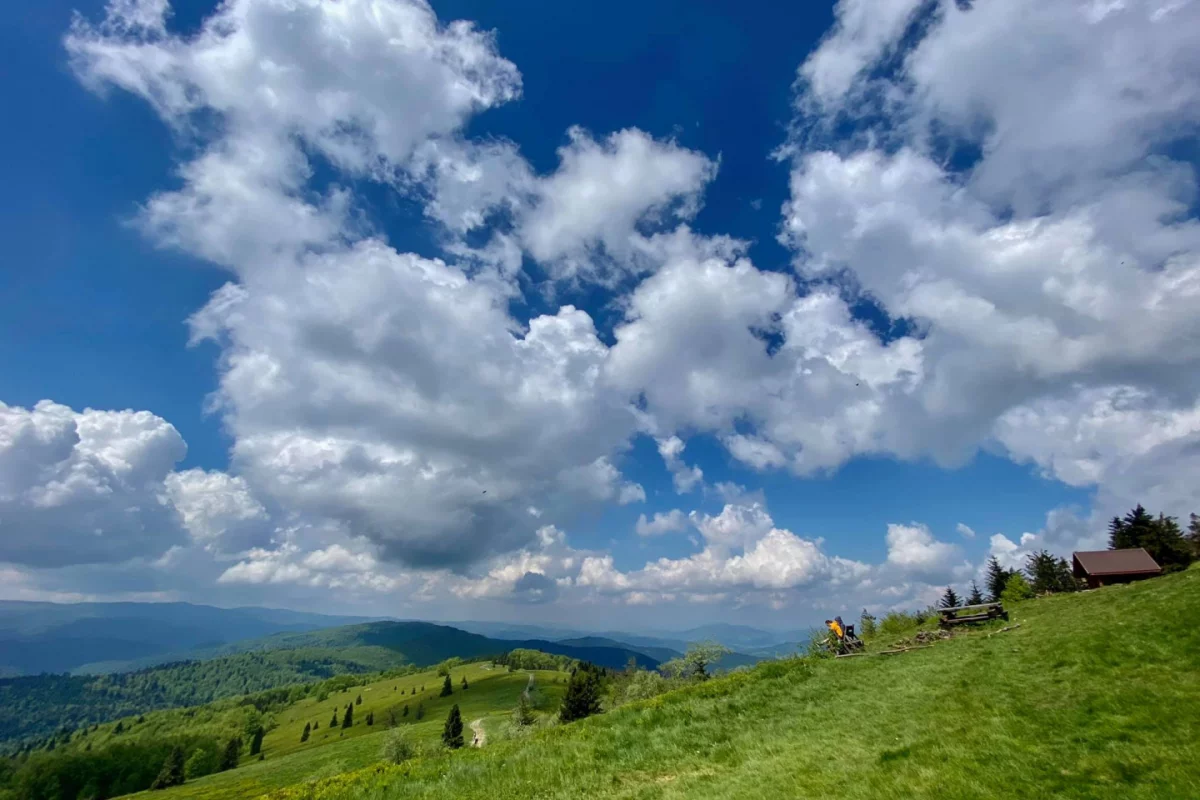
184 746 218 780
1002 572 1035 604
879 610 922 637
618 669 669 704
379 728 415 764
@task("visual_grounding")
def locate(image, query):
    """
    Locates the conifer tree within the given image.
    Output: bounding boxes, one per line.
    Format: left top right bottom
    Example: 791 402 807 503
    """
151 746 186 789
411 687 416 695
403 704 409 717
342 703 354 728
966 580 984 605
1143 513 1194 571
461 676 469 691
985 556 1011 602
416 703 424 720
1054 557 1078 592
1025 549 1061 594
301 723 310 743
366 711 374 726
249 727 264 756
330 709 338 727
442 704 464 749
356 694 362 705
939 586 961 609
1187 513 1200 557
440 674 453 697
559 664 603 722
218 738 241 772
313 720 318 730
514 692 535 727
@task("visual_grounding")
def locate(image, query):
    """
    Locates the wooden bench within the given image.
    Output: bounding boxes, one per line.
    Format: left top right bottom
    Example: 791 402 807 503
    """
938 602 1008 628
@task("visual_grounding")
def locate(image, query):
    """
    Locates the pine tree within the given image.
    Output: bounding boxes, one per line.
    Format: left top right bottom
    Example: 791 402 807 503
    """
985 556 1011 602
442 704 464 749
1025 549 1062 594
966 580 984 605
313 720 318 730
411 687 417 695
1142 513 1194 571
301 723 310 743
1187 514 1200 557
559 664 603 722
514 691 535 727
859 609 877 637
403 704 409 717
113 721 124 735
151 746 186 789
249 727 264 756
1112 505 1156 550
416 703 424 720
356 694 362 706
421 685 425 692
461 676 469 691
218 738 241 772
1054 557 1078 592
330 709 338 728
939 586 961 609
342 703 354 728
367 711 374 726
440 674 453 697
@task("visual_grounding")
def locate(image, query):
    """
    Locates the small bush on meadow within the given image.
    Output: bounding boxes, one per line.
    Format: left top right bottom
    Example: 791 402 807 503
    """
379 728 415 765
879 610 922 637
1002 572 1035 604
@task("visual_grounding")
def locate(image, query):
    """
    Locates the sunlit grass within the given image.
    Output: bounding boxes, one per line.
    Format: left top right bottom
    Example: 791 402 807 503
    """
274 567 1200 800
125 664 567 800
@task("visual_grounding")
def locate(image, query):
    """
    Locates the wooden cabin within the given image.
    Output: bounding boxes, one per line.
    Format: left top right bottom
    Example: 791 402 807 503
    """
1072 548 1162 589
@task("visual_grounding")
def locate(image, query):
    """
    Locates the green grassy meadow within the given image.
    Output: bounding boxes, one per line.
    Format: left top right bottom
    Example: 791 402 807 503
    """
271 567 1200 800
124 664 566 800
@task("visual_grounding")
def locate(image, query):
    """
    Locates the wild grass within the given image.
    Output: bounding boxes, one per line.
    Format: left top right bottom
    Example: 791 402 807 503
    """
272 567 1200 800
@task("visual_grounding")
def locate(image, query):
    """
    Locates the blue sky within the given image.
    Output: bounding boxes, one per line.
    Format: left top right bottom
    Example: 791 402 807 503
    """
1 0 1196 629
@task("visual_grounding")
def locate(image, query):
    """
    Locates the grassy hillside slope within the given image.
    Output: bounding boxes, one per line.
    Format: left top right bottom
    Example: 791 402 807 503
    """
277 567 1200 800
125 663 566 800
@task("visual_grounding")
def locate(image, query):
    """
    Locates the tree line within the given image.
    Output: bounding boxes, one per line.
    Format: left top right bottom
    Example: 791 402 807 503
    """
942 503 1199 610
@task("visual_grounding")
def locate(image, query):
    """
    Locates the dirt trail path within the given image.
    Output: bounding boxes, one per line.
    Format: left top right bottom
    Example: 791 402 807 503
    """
470 718 486 748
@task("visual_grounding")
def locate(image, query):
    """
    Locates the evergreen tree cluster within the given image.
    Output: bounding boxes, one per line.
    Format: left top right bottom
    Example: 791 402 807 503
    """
1108 505 1195 571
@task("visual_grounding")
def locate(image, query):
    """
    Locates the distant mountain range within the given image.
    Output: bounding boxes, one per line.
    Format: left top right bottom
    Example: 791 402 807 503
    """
0 601 380 676
0 600 801 678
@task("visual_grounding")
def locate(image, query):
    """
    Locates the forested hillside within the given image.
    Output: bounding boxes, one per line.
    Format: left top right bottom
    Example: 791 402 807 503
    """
200 621 661 673
0 622 656 751
0 649 409 750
